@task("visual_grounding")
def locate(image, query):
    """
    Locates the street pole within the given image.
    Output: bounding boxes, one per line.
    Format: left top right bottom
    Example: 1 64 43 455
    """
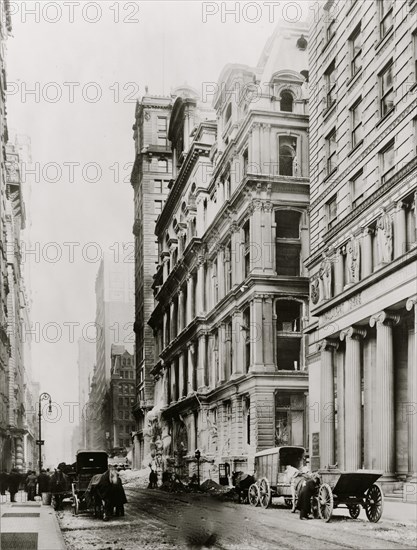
194 449 201 487
38 393 52 473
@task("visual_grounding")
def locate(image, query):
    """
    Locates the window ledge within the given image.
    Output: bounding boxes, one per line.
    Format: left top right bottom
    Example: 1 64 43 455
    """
374 28 394 53
408 82 417 94
346 69 362 90
323 167 338 183
347 140 364 157
322 33 336 54
323 102 337 121
376 108 395 128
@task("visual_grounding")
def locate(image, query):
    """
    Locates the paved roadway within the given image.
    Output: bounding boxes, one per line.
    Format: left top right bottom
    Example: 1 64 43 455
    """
59 487 417 550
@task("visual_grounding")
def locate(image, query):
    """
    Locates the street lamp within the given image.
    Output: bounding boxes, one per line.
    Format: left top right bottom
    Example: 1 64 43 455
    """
194 449 201 487
38 392 52 473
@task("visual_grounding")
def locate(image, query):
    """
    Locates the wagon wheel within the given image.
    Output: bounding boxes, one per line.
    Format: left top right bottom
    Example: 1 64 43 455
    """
317 483 333 522
248 483 260 507
284 498 293 508
258 478 271 509
348 504 360 519
365 484 384 523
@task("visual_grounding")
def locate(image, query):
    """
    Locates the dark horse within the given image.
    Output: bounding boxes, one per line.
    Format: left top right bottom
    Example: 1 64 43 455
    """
85 468 127 521
50 469 69 511
232 471 256 504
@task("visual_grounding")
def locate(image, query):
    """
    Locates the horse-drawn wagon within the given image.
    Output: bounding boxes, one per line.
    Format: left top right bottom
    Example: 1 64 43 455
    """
314 469 384 523
71 450 108 515
248 446 306 508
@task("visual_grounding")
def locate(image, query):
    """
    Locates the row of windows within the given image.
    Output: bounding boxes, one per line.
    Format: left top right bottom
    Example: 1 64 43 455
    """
118 383 134 394
119 370 134 379
118 409 134 420
118 397 135 407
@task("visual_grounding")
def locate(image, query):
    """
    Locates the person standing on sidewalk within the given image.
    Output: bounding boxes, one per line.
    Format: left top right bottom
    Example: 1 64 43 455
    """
0 470 9 495
8 468 22 502
25 470 38 501
37 469 51 504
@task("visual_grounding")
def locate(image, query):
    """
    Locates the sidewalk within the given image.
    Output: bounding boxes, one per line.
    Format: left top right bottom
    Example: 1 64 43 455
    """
0 492 65 550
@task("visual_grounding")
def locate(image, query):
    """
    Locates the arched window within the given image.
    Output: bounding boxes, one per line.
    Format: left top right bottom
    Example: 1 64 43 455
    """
224 103 232 125
279 136 297 176
158 158 168 172
280 90 294 112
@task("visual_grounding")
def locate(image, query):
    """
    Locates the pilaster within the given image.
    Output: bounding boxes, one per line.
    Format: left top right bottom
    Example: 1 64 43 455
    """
318 339 338 468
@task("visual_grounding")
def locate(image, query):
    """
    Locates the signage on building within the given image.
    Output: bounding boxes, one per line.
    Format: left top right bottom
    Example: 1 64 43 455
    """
311 432 319 456
35 440 44 445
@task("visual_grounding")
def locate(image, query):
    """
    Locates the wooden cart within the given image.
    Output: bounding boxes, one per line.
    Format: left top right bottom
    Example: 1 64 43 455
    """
315 469 384 523
248 446 306 508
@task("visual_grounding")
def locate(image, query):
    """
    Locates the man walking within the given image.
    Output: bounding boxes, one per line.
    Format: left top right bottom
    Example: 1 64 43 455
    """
8 468 22 503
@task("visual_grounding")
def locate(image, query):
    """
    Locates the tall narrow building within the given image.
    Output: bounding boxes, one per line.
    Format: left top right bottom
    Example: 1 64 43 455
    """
130 94 173 468
306 0 417 493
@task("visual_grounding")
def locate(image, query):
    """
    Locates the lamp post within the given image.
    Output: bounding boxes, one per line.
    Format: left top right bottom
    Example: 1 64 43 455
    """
194 449 201 487
38 392 52 473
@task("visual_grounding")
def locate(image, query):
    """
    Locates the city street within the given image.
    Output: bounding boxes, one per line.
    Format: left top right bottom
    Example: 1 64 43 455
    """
58 487 417 550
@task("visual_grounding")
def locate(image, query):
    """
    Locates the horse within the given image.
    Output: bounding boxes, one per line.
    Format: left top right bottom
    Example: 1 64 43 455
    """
232 471 256 504
50 469 69 511
85 467 127 521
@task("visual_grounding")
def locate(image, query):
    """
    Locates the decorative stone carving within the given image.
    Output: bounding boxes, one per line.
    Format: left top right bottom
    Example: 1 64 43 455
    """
346 235 361 285
319 254 332 300
376 211 393 264
369 310 401 328
311 278 320 305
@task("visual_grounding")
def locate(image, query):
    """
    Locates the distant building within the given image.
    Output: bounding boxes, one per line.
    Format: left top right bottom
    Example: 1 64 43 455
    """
306 0 417 493
77 338 96 448
87 256 134 448
102 345 135 456
147 24 310 480
130 93 173 468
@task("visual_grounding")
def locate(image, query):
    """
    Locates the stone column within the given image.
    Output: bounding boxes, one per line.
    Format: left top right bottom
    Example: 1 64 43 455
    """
300 212 309 277
262 296 275 369
178 290 184 333
162 365 169 408
162 255 170 282
187 275 194 325
406 297 417 481
207 333 216 389
318 339 338 468
197 333 208 391
336 350 345 470
250 296 264 370
231 226 242 287
394 201 407 258
178 352 185 399
262 203 275 272
196 260 205 316
163 309 169 348
369 310 400 478
361 227 373 278
231 311 244 380
340 327 367 470
187 342 196 395
334 247 344 295
217 247 225 300
250 202 263 273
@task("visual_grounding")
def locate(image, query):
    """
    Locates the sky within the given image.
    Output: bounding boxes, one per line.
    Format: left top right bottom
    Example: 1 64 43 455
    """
6 0 310 465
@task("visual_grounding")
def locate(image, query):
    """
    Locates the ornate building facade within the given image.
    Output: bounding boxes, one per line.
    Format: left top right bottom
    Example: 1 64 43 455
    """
147 24 310 480
306 0 417 494
130 94 172 468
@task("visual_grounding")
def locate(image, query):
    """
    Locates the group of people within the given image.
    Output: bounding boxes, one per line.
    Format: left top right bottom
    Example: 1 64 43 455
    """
0 468 54 502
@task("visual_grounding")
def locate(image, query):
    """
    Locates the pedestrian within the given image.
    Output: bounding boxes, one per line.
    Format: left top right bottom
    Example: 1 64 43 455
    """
37 468 51 503
8 468 22 503
296 475 320 520
0 470 9 495
25 470 38 501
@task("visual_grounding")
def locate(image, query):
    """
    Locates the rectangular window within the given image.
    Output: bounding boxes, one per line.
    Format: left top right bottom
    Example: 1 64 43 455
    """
350 169 365 208
157 117 167 146
154 180 162 193
380 141 395 182
154 200 162 215
243 149 248 175
325 128 337 176
413 31 417 82
243 308 251 373
325 60 337 110
351 97 363 148
158 159 168 172
327 195 338 229
380 61 394 118
119 410 123 419
379 0 393 39
350 24 362 77
324 3 337 42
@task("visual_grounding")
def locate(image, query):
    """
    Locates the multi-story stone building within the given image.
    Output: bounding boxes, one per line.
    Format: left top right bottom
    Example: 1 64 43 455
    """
103 345 135 455
88 256 134 448
130 93 172 468
147 24 310 479
306 0 417 493
77 338 95 449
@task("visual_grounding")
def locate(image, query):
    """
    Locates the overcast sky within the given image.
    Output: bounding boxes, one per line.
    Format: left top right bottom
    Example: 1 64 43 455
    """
6 0 310 465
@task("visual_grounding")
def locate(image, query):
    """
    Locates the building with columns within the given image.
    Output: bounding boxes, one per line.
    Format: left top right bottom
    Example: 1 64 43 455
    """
130 93 173 468
306 0 417 494
147 24 310 480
